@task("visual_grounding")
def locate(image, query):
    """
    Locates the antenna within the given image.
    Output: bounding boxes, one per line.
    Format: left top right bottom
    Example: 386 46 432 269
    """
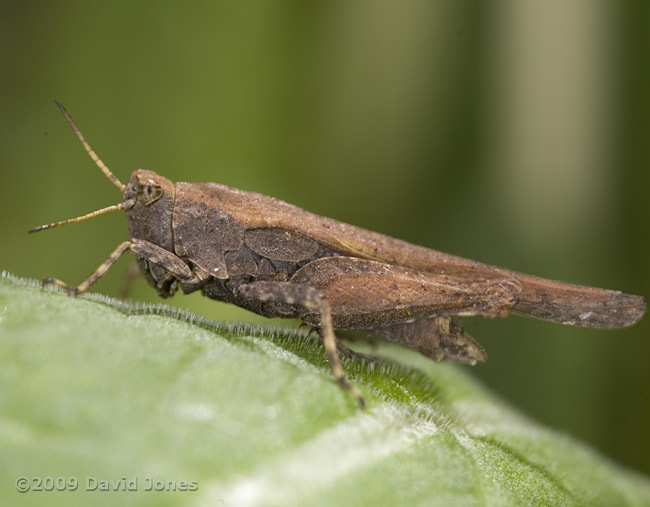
55 100 126 191
28 202 126 233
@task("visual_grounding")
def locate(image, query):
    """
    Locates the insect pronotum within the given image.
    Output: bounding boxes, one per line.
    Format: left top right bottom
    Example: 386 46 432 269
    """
31 102 646 408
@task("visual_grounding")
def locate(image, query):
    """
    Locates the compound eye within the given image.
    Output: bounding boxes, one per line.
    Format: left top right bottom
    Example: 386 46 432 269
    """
139 179 163 205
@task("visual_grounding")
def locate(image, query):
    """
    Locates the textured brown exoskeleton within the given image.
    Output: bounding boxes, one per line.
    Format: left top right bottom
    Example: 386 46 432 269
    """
31 102 646 408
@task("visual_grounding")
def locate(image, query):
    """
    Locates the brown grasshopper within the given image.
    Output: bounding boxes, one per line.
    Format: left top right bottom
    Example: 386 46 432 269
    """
31 102 646 408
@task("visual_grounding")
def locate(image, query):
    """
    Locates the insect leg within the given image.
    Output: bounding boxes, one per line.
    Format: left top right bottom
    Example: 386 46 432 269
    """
119 262 142 299
301 323 380 364
238 281 365 408
370 316 487 364
332 338 380 365
128 238 193 280
43 238 195 297
43 241 132 295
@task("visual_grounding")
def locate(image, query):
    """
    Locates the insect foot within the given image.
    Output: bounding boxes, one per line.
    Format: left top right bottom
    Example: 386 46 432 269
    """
42 277 80 296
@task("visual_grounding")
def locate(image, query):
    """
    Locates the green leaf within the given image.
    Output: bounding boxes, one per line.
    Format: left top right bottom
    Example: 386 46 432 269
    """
1 271 649 507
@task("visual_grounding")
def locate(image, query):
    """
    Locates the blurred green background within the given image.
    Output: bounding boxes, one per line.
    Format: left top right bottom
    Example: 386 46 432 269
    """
1 0 648 476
